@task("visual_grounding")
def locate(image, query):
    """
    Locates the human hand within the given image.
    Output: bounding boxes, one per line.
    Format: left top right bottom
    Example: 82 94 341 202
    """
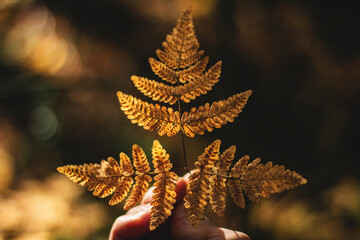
109 173 250 240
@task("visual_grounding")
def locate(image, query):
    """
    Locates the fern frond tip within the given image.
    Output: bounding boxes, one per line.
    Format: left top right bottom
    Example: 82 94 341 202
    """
57 166 65 173
244 89 252 97
300 178 307 185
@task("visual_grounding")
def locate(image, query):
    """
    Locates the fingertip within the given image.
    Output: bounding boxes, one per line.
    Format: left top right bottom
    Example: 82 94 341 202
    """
141 186 155 204
182 172 192 184
109 204 151 240
219 228 251 240
175 177 187 202
126 203 150 215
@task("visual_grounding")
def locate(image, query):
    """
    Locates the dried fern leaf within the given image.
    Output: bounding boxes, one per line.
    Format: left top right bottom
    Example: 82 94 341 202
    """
178 56 209 83
109 153 134 206
162 35 200 61
181 90 252 137
148 58 178 84
178 61 222 102
131 144 151 173
209 145 236 216
57 164 100 190
131 76 178 105
156 49 204 70
57 154 135 206
155 5 204 70
124 145 152 210
132 61 220 105
150 140 179 231
227 155 250 209
124 174 151 210
149 56 208 84
229 156 307 206
117 91 181 136
184 140 221 227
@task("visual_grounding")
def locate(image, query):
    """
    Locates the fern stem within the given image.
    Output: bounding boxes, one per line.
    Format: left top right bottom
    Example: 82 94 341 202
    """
180 130 190 173
175 28 191 174
100 171 275 181
202 170 239 180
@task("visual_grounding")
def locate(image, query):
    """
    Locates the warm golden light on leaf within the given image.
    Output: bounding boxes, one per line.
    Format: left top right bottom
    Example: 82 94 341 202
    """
184 140 307 227
58 140 179 231
117 6 251 137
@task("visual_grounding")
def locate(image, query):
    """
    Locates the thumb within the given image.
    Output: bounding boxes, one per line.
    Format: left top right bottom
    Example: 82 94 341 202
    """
171 202 250 240
109 204 151 240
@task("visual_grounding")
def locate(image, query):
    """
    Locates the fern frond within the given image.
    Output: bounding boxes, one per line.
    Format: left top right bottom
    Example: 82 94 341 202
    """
196 139 221 168
58 141 181 231
178 56 209 83
162 35 200 60
150 140 179 231
131 76 178 105
124 174 151 210
181 90 252 137
109 153 134 205
148 58 178 84
149 56 208 84
124 145 152 210
177 61 222 102
241 158 307 203
57 154 134 206
156 5 203 70
117 91 181 136
57 164 100 189
59 5 309 232
131 144 151 174
184 139 221 227
229 156 307 206
209 145 236 216
227 155 250 209
132 61 220 105
156 49 204 70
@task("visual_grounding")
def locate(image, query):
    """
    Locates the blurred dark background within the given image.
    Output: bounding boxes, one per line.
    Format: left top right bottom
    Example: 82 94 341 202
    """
1 0 359 239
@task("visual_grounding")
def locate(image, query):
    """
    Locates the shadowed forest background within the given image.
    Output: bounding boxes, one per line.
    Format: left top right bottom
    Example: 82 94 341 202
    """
0 0 359 239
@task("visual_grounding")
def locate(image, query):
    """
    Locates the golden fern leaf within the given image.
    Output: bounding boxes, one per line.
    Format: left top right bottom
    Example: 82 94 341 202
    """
148 58 177 84
184 139 221 227
227 155 250 209
155 5 204 70
149 56 208 84
131 61 221 105
181 90 252 137
124 145 152 210
57 154 134 206
117 91 181 136
160 33 200 65
124 174 151 210
131 76 178 105
209 145 236 216
178 56 209 83
150 140 179 231
156 48 204 70
118 6 252 138
57 164 100 190
131 144 151 173
109 153 134 206
229 156 307 206
163 26 199 58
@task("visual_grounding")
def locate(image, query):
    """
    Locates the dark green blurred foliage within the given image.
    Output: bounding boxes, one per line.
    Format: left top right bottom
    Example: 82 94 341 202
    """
0 0 359 239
